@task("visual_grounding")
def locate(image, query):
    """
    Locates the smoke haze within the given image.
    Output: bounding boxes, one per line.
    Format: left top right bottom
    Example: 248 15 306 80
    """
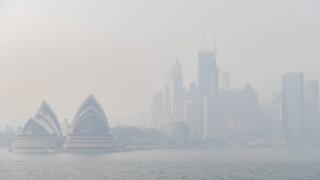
0 0 319 127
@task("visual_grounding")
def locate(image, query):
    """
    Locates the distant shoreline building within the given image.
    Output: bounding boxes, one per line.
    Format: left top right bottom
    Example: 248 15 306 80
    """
281 72 304 140
165 59 186 122
303 80 319 139
220 71 230 90
198 50 219 140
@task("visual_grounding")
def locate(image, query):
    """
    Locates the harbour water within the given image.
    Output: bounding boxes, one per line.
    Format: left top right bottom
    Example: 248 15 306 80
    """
1 148 320 180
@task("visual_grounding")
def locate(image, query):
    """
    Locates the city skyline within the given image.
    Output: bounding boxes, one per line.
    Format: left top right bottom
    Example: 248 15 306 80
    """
0 0 320 128
1 1 320 180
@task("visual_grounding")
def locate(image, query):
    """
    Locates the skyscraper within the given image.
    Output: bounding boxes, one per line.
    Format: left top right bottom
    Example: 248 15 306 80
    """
151 92 166 129
238 84 259 135
197 29 219 139
165 59 185 121
198 50 219 97
271 93 282 137
281 72 304 140
185 82 201 140
220 70 230 90
198 50 219 139
303 80 319 138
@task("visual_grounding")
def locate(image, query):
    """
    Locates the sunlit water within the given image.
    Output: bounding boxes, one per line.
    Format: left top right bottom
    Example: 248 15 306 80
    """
1 148 320 180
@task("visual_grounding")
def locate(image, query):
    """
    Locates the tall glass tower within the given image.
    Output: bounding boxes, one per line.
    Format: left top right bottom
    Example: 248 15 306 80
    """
198 50 219 98
197 29 219 139
281 72 304 140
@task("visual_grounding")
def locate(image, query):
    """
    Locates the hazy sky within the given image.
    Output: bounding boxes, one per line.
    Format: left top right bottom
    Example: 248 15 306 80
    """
0 0 319 127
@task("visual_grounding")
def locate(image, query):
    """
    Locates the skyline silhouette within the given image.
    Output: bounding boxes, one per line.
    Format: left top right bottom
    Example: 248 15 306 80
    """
0 0 319 129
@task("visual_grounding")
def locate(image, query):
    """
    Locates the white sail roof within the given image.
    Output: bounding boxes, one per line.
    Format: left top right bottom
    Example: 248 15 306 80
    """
70 95 110 132
23 101 63 137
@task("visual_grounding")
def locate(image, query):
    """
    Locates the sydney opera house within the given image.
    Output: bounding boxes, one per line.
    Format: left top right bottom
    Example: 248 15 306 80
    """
10 101 63 152
64 95 117 152
10 95 117 153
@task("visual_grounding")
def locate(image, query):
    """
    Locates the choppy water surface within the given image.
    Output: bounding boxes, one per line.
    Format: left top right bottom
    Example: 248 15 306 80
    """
1 148 320 180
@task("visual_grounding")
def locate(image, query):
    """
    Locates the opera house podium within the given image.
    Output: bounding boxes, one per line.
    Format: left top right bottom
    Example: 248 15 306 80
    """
64 95 117 152
10 101 63 153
